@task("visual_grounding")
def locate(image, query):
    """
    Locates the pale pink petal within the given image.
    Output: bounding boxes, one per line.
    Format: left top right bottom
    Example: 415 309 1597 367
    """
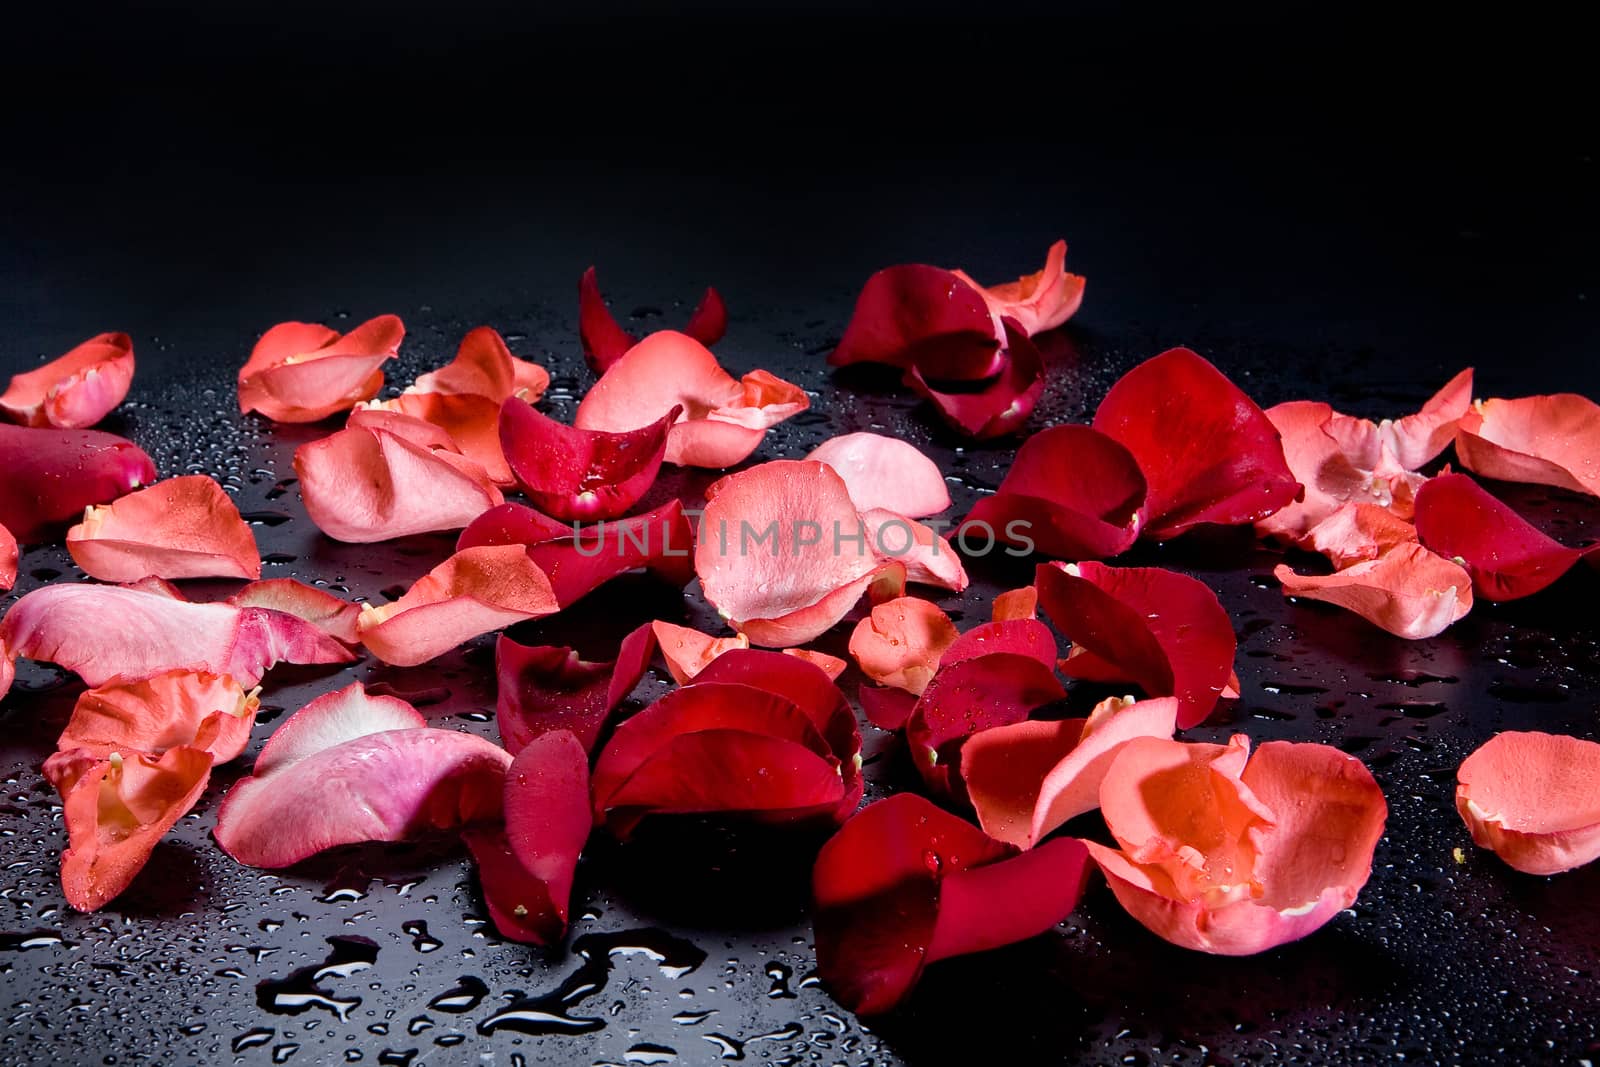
806 432 951 518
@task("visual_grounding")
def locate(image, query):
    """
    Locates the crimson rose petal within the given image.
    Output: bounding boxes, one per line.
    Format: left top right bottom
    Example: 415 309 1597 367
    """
829 263 1004 380
1416 472 1598 601
495 623 653 755
499 398 677 521
903 320 1045 440
0 423 157 543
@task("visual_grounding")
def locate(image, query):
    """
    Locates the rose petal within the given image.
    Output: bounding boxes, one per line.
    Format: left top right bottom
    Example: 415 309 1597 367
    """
1094 348 1299 540
1303 501 1420 569
252 681 427 777
463 729 591 944
53 746 213 910
455 501 573 548
499 398 677 521
355 392 514 485
1 583 355 687
991 587 1037 621
224 579 362 645
682 287 729 348
0 424 157 543
923 836 1092 962
848 597 959 696
860 508 968 592
649 621 750 684
1036 561 1235 729
906 652 1065 800
357 545 559 667
941 618 1059 670
829 264 1004 379
238 315 403 423
1455 393 1600 497
1 332 135 429
961 695 1179 848
48 669 260 767
1456 730 1600 875
1253 401 1367 544
903 320 1045 439
575 330 807 467
1385 367 1475 470
65 475 260 581
411 326 549 403
494 624 653 756
949 240 1086 338
806 432 952 518
1275 543 1473 639
578 267 728 373
858 684 918 731
1 522 17 592
1415 472 1596 601
783 648 847 679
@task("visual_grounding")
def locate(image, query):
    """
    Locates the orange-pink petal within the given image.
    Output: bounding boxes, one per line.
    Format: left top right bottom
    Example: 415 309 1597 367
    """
1455 393 1600 498
1456 731 1600 875
847 597 959 696
48 669 259 767
950 240 1085 337
411 325 549 403
1 332 136 429
65 475 260 581
238 314 403 423
1275 542 1472 640
650 620 750 684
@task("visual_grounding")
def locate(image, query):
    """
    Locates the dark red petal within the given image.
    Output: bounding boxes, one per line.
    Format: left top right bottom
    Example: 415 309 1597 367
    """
683 287 728 348
1036 561 1236 729
829 264 1003 380
579 266 641 372
942 618 1059 670
924 837 1092 962
499 398 677 521
1 522 17 592
1415 472 1595 601
962 424 1146 558
465 730 591 944
906 652 1065 800
859 684 919 731
903 320 1045 440
1093 348 1300 540
457 501 575 549
495 624 653 755
811 793 1012 1015
0 424 157 543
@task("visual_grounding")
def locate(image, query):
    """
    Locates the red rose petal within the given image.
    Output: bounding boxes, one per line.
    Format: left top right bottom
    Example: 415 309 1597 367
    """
224 579 362 645
903 320 1045 440
682 287 729 348
829 264 1005 380
1304 501 1419 569
1456 731 1600 875
859 508 968 592
499 398 677 521
961 695 1178 848
1035 561 1235 729
858 684 919 731
848 597 959 696
578 268 729 373
1093 348 1300 540
941 617 1059 671
296 419 504 543
806 432 952 518
1 582 354 687
495 624 654 756
962 424 1147 559
53 745 213 911
1274 543 1472 639
1416 472 1597 601
1456 394 1600 497
456 501 574 549
411 326 550 403
357 545 560 666
48 669 260 768
575 331 807 468
355 392 514 485
463 729 591 944
65 475 260 581
905 652 1065 800
923 836 1092 962
1 332 135 429
1 522 17 592
238 315 403 423
0 423 157 543
950 240 1086 338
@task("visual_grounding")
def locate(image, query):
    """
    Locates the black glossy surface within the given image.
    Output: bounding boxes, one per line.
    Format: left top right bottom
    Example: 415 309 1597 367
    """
3 6 1597 1065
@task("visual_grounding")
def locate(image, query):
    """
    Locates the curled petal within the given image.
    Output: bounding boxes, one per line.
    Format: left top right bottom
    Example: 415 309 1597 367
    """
1275 543 1472 640
578 268 729 373
1094 348 1299 540
950 240 1085 338
651 621 750 684
495 625 653 756
829 264 1004 379
1 583 354 687
575 331 807 468
806 432 952 518
906 652 1065 800
0 653 11 704
0 424 157 543
860 509 967 592
904 320 1044 439
1455 394 1600 497
464 730 591 944
942 617 1059 670
682 287 729 348
1415 472 1597 601
923 837 1093 963
992 586 1037 621
961 695 1178 848
848 597 959 696
252 681 426 777
357 545 559 666
963 425 1147 559
49 669 260 767
66 475 260 581
1036 561 1235 729
1 332 135 429
1 522 16 591
456 500 573 548
411 326 549 403
296 421 504 543
1385 367 1474 470
225 579 361 644
499 398 677 521
356 392 513 485
1304 501 1419 569
54 746 213 911
238 315 403 423
1254 401 1363 543
1456 731 1600 875
784 648 847 679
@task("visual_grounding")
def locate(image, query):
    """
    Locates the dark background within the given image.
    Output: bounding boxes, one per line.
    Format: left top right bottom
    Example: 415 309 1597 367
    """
2 4 1597 1065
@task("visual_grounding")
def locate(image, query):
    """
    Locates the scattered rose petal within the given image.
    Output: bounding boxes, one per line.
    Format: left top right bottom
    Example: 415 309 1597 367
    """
0 423 157 543
1 522 16 591
1304 501 1420 569
65 475 260 581
1036 561 1235 729
1094 348 1299 540
904 320 1045 439
579 267 729 372
1455 393 1600 498
1 582 355 687
1275 543 1472 639
1456 730 1600 875
499 397 678 521
47 669 260 769
357 545 560 666
650 621 750 684
1340 368 1474 472
951 240 1085 337
355 392 514 485
806 432 952 518
860 509 968 592
1 332 135 429
224 579 362 645
296 418 504 543
238 315 403 423
848 597 960 696
575 330 808 468
992 586 1037 621
1416 472 1598 600
942 618 1059 670
961 695 1178 848
962 424 1147 558
829 264 1005 380
784 648 847 679
495 624 654 755
411 325 549 403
